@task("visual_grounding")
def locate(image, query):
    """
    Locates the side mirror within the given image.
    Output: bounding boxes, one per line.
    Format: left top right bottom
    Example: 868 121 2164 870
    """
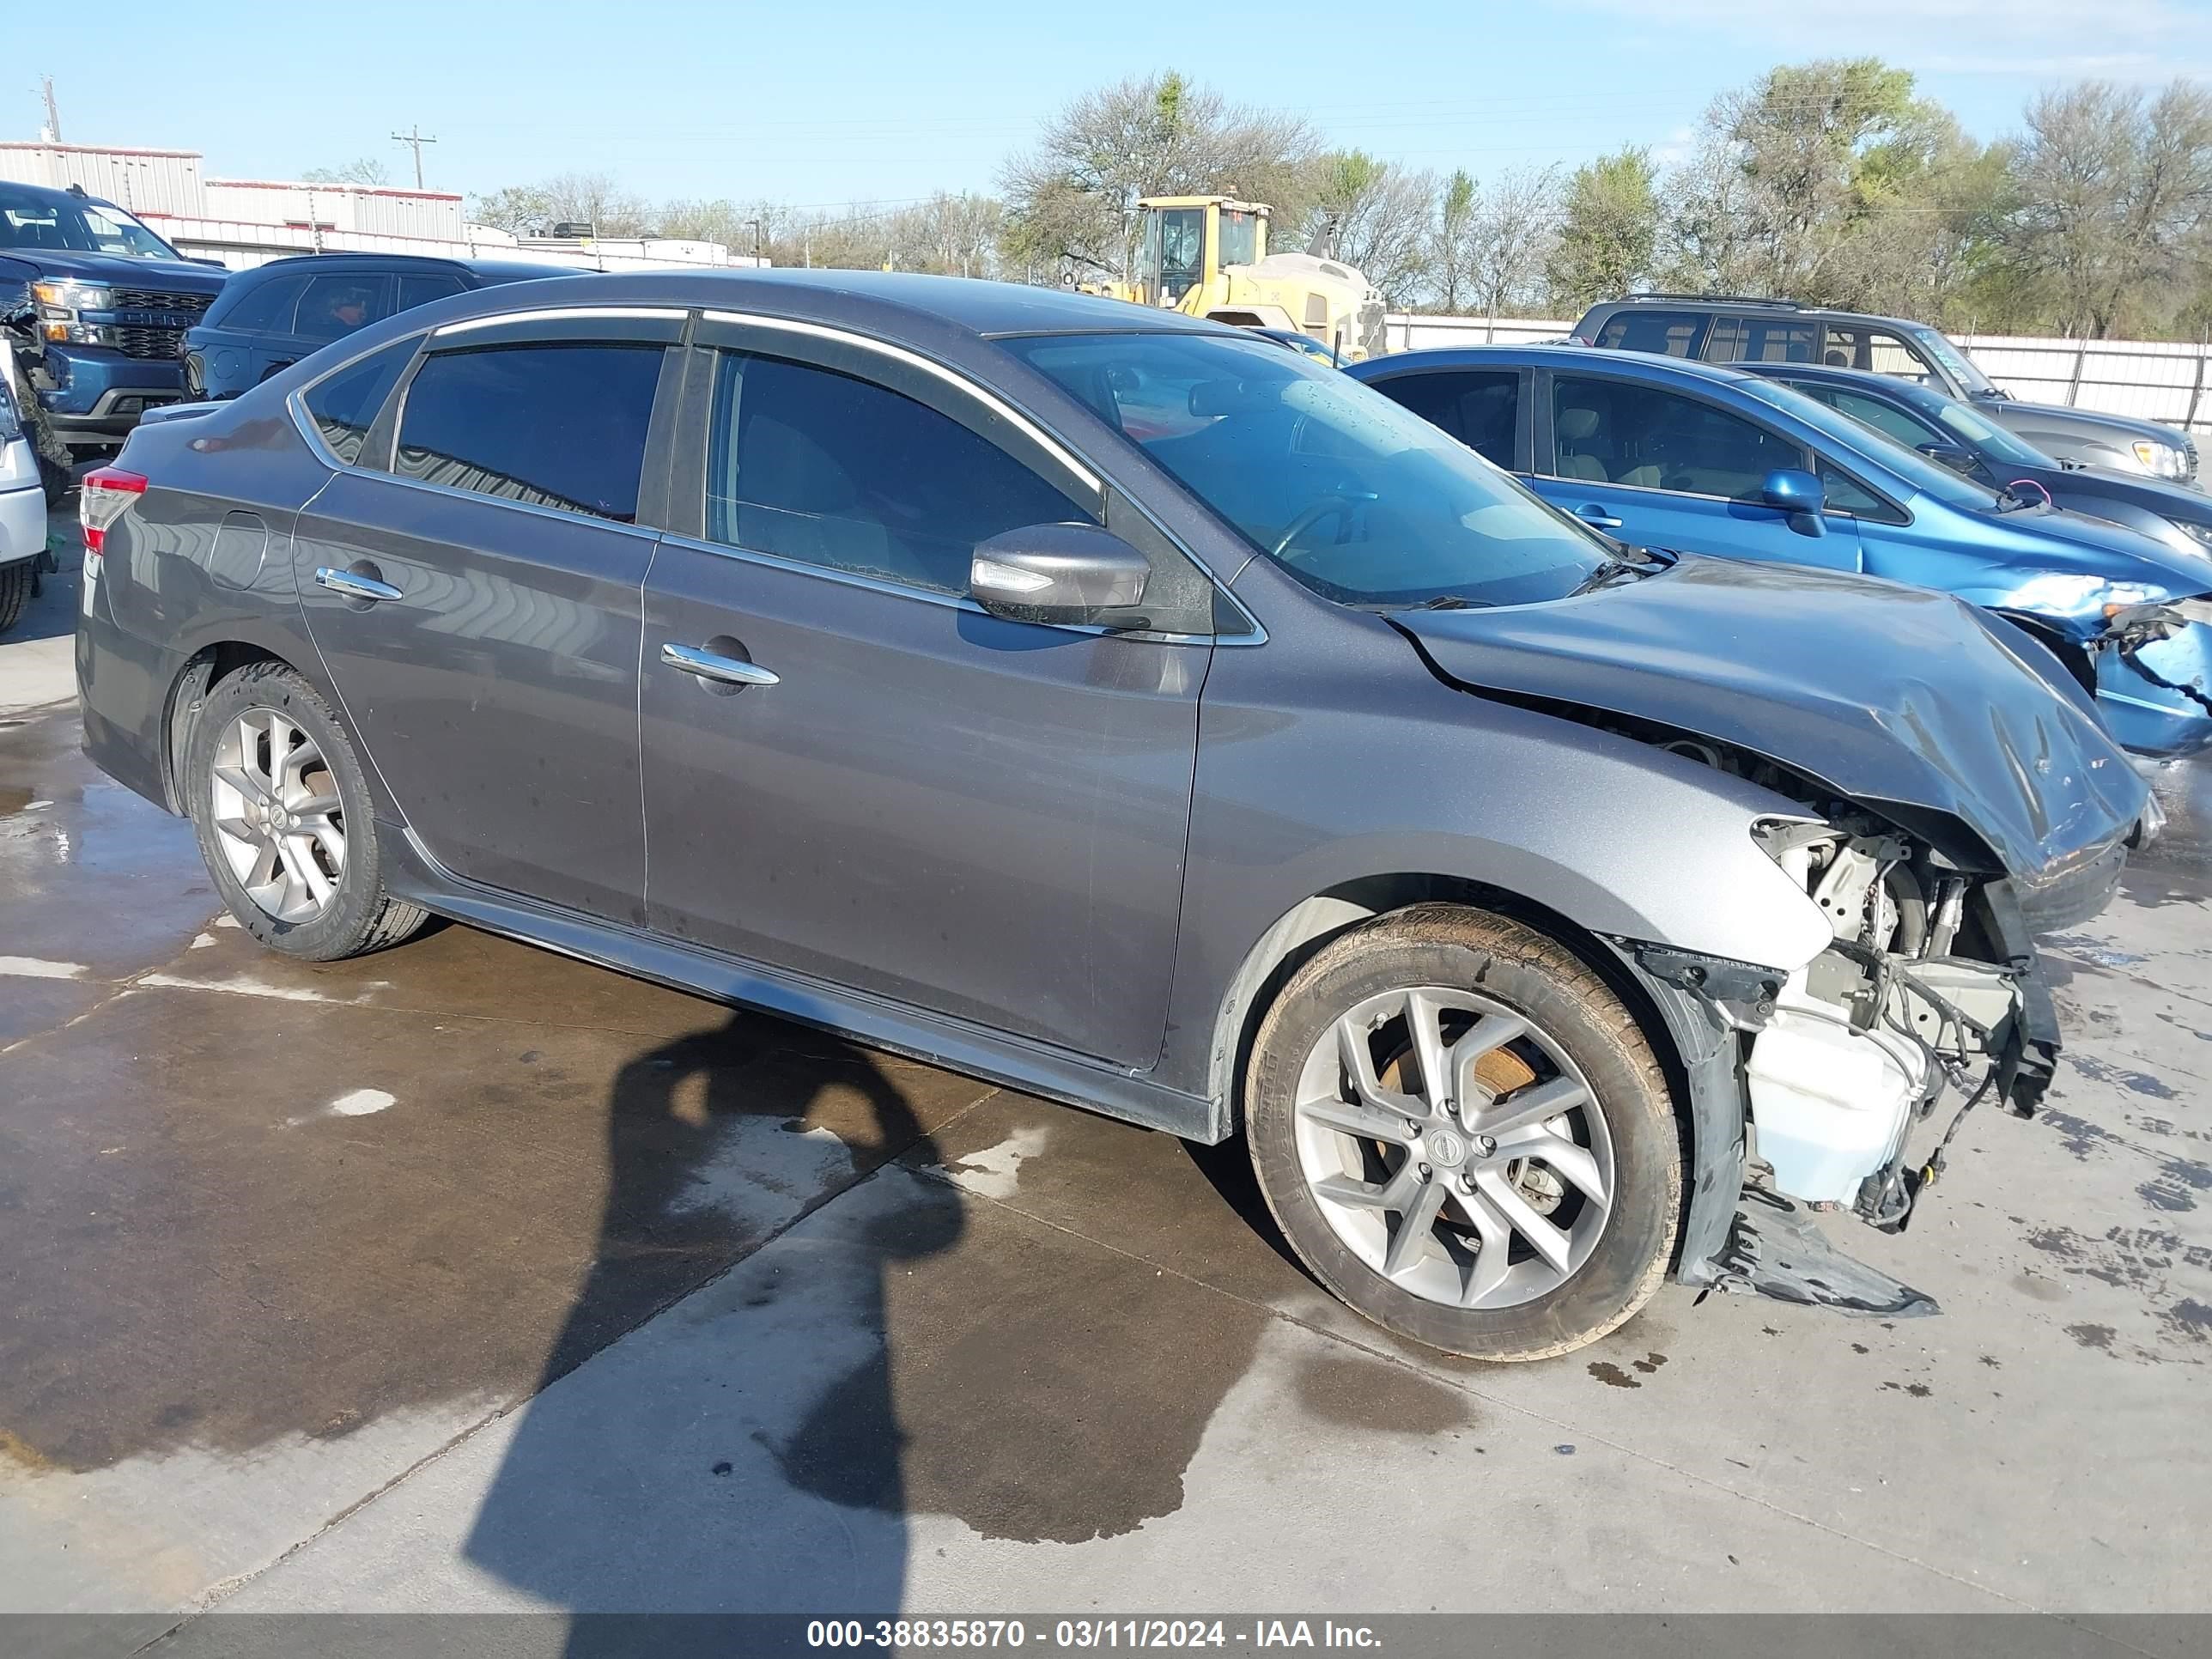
970 523 1151 629
1759 467 1826 538
1916 441 1978 475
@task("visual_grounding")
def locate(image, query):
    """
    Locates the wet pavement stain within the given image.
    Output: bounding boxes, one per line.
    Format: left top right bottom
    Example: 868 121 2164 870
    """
0 981 987 1473
1631 1352 1668 1375
2039 1108 2128 1160
2163 1298 2212 1344
2066 1323 2118 1351
2063 1053 2180 1101
1879 1381 1934 1398
756 1170 1273 1546
1293 1353 1474 1433
1589 1361 1642 1389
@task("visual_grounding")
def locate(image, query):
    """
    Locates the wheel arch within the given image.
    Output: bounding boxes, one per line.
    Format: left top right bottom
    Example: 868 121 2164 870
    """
1207 872 1728 1273
161 641 296 813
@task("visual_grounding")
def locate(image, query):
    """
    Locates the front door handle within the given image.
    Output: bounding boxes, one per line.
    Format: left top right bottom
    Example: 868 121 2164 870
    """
1575 505 1624 530
661 640 780 688
315 566 403 603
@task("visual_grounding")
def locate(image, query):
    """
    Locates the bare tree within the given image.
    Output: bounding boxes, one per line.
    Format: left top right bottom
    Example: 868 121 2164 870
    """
301 157 392 186
1468 166 1560 331
2006 79 2212 337
999 70 1318 282
471 173 653 238
887 193 1004 277
1296 151 1437 303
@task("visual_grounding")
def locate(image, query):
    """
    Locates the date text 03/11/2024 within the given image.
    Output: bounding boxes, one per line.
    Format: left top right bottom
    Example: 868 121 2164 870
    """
806 1619 1382 1649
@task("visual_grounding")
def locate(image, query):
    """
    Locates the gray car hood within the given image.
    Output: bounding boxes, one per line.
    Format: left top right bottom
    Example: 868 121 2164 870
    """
1396 555 2148 881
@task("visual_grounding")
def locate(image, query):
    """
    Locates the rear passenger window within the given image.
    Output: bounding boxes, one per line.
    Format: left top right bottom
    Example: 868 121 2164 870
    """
1702 318 1816 362
706 352 1091 595
397 273 468 313
1552 375 1802 498
300 338 416 466
1595 310 1702 356
1372 370 1520 469
216 272 308 334
295 275 388 342
395 343 665 522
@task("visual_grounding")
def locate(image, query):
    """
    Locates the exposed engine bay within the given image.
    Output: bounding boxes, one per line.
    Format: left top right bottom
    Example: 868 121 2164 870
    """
1629 731 2057 1237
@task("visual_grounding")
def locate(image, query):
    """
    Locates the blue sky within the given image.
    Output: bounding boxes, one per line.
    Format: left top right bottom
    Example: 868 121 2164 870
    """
33 0 2212 210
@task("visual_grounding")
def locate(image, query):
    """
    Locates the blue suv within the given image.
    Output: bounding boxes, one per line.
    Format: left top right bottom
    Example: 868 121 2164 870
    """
182 252 578 402
0 179 226 498
1350 345 2212 760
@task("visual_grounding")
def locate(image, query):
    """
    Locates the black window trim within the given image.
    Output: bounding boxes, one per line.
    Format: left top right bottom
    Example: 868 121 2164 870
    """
678 307 1261 646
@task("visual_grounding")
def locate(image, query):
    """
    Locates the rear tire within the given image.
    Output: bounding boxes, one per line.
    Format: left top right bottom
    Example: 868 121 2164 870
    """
185 661 428 961
39 453 71 508
1245 903 1680 1361
0 561 30 635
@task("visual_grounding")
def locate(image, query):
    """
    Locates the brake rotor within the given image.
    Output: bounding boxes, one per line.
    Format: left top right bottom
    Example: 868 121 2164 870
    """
1377 1030 1555 1214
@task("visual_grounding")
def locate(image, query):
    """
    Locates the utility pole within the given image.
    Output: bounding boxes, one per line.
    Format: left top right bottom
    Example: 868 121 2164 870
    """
40 75 61 143
389 125 438 190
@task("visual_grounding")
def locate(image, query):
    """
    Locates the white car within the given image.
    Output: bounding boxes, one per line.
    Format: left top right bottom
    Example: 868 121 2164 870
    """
0 377 49 635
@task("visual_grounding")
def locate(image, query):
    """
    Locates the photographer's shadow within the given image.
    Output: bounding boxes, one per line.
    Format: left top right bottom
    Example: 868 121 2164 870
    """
463 1011 964 1631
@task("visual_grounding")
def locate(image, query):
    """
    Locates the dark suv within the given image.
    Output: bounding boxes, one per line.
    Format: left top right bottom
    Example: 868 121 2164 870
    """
0 179 226 500
1570 295 2198 487
183 252 579 402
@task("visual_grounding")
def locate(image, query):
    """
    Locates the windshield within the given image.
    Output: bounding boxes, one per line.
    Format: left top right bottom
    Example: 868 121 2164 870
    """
1907 326 1996 397
0 186 179 260
1923 391 2055 468
1004 331 1614 608
1741 379 2008 514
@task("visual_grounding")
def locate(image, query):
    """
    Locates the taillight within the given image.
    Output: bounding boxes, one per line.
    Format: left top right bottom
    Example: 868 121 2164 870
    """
79 467 147 568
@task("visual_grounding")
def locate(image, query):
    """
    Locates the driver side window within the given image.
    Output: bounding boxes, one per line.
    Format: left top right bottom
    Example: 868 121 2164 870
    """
1551 376 1802 499
705 350 1093 597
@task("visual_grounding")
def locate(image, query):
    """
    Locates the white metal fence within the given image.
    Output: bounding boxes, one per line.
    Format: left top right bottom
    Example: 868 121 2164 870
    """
1383 314 2212 440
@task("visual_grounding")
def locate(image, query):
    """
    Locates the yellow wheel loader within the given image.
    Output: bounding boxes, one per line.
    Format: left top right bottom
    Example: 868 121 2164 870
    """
1096 196 1387 362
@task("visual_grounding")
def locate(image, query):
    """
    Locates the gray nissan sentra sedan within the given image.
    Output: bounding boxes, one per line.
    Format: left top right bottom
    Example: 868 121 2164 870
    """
74 271 2149 1360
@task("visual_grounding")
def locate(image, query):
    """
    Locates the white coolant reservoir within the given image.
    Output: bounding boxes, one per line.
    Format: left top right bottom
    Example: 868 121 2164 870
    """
1746 971 1925 1204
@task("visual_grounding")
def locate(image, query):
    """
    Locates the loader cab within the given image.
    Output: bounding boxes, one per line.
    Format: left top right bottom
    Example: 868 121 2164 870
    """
1133 196 1269 307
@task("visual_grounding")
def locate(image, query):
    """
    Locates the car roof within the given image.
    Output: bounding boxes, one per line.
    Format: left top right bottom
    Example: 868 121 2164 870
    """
1582 295 1927 331
359 266 1233 344
245 252 580 281
1 177 131 217
1347 343 1758 386
1734 361 1945 402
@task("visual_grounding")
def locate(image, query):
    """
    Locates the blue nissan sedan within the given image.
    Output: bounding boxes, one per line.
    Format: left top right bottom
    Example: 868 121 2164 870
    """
1351 345 2212 759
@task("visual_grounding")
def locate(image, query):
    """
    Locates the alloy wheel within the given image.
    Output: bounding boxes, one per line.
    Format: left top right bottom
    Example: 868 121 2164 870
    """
210 708 348 923
1291 985 1615 1309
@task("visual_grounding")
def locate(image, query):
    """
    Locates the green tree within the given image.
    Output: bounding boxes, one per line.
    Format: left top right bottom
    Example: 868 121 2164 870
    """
1546 148 1657 311
1662 58 1952 300
998 70 1317 282
1429 169 1480 313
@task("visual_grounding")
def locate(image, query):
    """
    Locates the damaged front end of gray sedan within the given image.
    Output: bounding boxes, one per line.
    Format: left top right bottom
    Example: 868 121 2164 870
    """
1390 554 2149 1315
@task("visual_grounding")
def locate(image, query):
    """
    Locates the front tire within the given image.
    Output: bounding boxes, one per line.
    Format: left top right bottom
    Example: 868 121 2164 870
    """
0 561 29 635
185 661 428 961
1245 904 1680 1361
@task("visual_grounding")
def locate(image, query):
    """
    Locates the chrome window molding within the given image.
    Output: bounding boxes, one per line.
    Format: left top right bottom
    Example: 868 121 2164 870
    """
433 306 690 336
700 309 1101 496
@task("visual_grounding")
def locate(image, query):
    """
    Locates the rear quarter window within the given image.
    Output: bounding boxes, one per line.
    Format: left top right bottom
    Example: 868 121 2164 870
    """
210 272 309 334
300 337 417 466
1595 310 1704 356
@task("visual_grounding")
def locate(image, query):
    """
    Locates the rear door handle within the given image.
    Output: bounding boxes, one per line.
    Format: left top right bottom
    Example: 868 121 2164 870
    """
314 566 403 602
1575 505 1624 530
661 641 780 688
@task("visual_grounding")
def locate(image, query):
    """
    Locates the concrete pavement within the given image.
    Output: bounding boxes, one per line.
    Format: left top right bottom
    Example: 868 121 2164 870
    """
2 520 2207 1652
